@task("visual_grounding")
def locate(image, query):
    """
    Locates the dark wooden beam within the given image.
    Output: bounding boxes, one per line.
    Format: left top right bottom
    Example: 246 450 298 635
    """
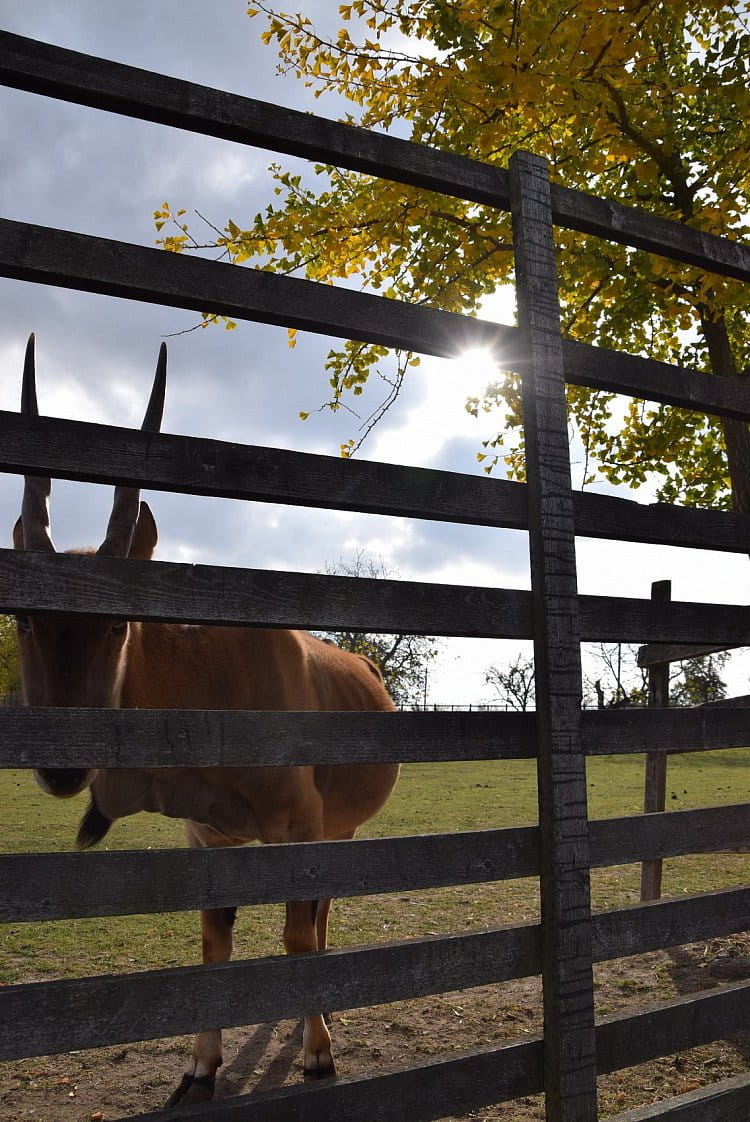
4 548 750 644
0 32 746 281
638 640 741 668
511 150 597 1120
600 1072 750 1121
1 218 749 419
3 412 750 553
641 581 671 902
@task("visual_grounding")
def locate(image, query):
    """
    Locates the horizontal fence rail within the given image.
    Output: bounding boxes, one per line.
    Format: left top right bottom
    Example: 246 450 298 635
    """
3 548 750 644
1 887 747 1061
2 807 746 923
0 708 535 768
603 1072 750 1122
2 218 750 422
3 412 750 554
2 704 750 771
0 925 542 1060
1 32 747 282
2 32 748 1122
101 982 750 1122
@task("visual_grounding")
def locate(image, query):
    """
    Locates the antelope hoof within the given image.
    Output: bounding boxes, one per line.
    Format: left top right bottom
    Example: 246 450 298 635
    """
304 1051 336 1080
165 1071 216 1107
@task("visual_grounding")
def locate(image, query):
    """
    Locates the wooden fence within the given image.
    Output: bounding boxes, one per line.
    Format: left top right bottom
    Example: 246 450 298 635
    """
0 30 749 1122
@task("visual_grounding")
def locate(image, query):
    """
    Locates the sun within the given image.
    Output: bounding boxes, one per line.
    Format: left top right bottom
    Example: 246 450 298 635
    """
448 346 501 400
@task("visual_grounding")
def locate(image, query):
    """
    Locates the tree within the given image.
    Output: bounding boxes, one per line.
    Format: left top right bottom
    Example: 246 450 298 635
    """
316 551 441 707
583 641 729 708
584 643 649 709
484 654 535 711
158 3 749 506
670 651 729 706
0 615 21 702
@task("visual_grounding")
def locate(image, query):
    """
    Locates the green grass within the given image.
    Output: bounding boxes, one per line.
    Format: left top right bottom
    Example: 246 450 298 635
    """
1 751 748 984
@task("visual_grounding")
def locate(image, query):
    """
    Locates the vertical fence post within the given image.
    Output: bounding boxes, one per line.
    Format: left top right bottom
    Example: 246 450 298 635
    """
509 150 598 1121
640 579 671 901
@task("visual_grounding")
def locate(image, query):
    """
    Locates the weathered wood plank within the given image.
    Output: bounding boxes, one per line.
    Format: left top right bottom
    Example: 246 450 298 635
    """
4 413 750 553
3 887 747 1059
1 32 747 282
0 708 536 769
565 337 750 418
2 704 749 772
572 493 750 555
0 547 534 636
113 989 750 1122
5 547 750 643
549 184 750 283
0 826 541 923
593 886 750 961
596 979 750 1075
511 150 597 1120
600 1072 750 1121
0 411 531 529
0 925 542 1060
642 581 671 902
638 640 741 668
582 706 750 756
701 693 750 709
1 803 746 922
589 803 750 867
1 217 749 420
116 1038 544 1122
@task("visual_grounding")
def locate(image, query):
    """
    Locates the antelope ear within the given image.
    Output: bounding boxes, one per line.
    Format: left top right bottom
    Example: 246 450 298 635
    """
13 516 24 550
129 502 158 560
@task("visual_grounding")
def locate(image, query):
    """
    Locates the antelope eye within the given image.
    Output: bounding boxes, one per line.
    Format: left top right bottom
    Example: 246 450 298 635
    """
109 621 128 638
15 614 30 634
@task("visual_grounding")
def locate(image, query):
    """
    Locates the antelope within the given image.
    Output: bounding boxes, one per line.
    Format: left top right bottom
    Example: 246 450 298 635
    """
13 336 399 1107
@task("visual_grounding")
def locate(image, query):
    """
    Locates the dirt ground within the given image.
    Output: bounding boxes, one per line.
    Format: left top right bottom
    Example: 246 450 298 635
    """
1 932 748 1122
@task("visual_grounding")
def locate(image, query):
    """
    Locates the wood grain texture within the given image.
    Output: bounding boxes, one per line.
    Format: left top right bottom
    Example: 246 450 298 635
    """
3 705 750 771
596 979 750 1074
4 412 750 553
0 214 521 361
111 1017 750 1122
593 886 750 961
2 803 745 923
582 706 750 755
0 217 749 419
600 1072 750 1121
6 548 750 642
114 1038 545 1122
0 826 540 922
0 925 542 1060
642 581 671 902
589 803 750 867
2 887 747 1058
1 32 747 282
0 708 535 768
638 640 741 668
511 150 597 1120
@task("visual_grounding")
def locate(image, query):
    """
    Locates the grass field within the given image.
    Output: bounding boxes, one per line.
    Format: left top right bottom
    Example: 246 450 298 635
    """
1 750 748 985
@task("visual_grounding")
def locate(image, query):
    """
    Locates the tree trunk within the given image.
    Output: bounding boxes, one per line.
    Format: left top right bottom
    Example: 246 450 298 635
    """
700 311 750 514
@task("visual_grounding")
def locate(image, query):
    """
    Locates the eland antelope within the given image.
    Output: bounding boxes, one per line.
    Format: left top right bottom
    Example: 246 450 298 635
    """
13 336 399 1107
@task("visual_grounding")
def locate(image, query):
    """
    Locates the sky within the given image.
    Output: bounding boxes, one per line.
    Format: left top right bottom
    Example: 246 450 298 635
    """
0 0 748 704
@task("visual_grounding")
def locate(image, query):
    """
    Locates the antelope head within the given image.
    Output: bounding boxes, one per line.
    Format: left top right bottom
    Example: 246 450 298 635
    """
12 335 166 798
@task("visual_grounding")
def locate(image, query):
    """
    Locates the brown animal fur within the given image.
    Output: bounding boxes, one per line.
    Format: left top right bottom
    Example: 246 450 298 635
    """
13 504 399 1105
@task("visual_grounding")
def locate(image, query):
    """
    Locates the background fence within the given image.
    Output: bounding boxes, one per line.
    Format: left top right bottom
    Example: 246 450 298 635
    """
0 30 749 1122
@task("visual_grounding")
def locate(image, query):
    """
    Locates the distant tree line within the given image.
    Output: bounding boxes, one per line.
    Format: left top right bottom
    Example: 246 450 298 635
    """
484 644 731 712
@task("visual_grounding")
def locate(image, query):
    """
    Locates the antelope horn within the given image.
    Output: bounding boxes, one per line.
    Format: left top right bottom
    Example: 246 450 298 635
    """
98 343 167 558
20 333 55 552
